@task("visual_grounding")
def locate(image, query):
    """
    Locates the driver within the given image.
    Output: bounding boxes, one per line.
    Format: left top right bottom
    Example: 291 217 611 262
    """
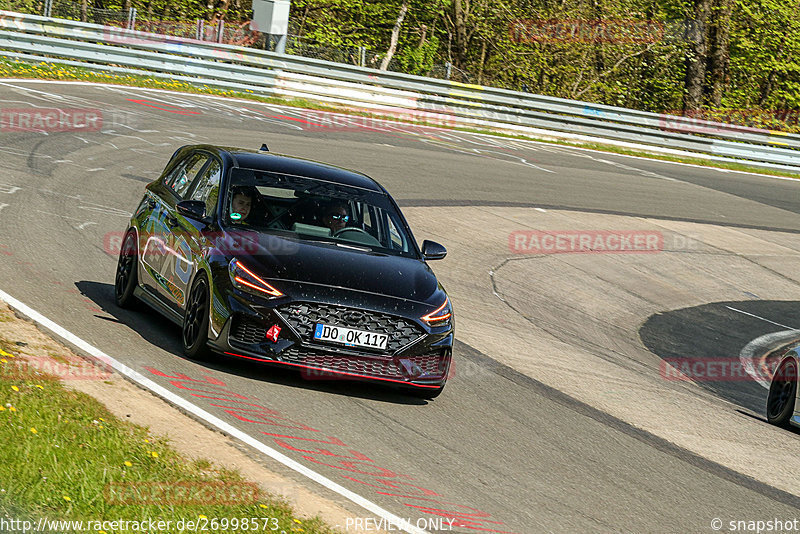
322 202 349 234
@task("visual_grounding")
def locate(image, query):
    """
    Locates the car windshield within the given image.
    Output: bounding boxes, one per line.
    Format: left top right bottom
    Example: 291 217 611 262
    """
224 168 418 258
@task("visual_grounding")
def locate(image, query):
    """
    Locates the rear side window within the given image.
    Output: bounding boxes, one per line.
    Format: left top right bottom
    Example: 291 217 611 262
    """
189 158 222 217
166 153 209 198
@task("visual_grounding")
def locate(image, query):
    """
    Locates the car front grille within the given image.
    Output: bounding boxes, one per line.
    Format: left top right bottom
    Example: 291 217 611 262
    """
276 302 424 353
230 317 267 345
407 353 447 376
279 346 446 380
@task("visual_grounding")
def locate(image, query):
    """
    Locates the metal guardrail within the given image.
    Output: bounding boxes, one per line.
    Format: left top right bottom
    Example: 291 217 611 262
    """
1 10 799 172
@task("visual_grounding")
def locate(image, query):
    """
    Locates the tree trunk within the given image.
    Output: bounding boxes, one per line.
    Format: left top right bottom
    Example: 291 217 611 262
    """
707 0 732 107
477 39 487 85
591 0 605 74
452 0 469 71
380 1 408 70
758 70 777 107
683 0 712 111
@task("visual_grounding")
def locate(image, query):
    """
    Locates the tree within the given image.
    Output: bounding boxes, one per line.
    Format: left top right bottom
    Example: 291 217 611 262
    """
683 0 712 111
380 0 408 70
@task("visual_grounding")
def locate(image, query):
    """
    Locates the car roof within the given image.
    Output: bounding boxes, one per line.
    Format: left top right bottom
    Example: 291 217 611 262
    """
210 146 385 193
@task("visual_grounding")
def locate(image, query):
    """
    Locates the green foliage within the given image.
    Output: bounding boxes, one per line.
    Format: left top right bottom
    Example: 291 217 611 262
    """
395 36 438 76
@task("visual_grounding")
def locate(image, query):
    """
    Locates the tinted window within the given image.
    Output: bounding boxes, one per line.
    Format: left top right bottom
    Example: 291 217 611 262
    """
189 158 222 216
166 153 209 198
225 168 418 258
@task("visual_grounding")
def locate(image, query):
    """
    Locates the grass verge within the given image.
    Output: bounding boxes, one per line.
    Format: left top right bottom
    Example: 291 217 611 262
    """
1 57 798 180
0 335 335 534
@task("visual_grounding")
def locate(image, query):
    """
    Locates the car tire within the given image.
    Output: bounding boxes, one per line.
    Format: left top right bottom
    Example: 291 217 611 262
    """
115 230 139 309
767 358 797 427
182 273 213 361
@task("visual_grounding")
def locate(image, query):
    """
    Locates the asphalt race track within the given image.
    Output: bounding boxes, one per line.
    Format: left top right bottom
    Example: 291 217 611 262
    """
3 80 800 533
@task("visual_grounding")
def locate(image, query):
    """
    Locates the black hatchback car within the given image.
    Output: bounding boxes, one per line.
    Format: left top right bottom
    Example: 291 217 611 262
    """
115 145 453 398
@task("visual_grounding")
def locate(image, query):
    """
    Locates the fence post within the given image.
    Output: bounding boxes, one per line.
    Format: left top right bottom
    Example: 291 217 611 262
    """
43 0 53 17
275 33 287 54
217 19 224 43
445 62 452 80
359 46 366 67
127 7 136 30
196 19 204 40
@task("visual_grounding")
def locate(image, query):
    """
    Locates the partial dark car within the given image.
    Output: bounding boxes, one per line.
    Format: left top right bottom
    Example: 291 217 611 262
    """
114 144 453 398
767 351 799 428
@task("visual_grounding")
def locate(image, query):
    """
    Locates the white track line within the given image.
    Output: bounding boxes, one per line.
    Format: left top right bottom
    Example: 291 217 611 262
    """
726 306 796 330
0 288 428 534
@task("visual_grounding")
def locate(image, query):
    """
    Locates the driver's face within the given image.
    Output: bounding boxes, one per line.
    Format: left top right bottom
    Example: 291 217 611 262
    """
232 193 252 220
324 208 347 233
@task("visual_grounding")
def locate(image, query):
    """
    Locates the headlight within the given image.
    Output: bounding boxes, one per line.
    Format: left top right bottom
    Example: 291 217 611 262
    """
228 258 283 298
422 296 451 327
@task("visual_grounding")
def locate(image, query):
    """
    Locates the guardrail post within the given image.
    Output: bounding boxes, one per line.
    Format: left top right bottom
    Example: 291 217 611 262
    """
43 0 53 18
196 19 204 40
217 19 224 43
127 7 136 31
445 62 452 80
359 46 366 67
275 33 287 54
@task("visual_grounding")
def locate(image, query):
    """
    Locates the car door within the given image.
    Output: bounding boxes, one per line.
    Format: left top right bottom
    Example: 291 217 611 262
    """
141 151 210 311
160 156 223 312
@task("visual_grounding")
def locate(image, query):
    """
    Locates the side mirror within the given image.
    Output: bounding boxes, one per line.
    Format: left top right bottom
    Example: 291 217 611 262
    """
177 200 210 223
422 240 447 260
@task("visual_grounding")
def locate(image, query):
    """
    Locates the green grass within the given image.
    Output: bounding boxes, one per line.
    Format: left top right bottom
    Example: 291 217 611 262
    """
2 57 798 179
0 340 334 534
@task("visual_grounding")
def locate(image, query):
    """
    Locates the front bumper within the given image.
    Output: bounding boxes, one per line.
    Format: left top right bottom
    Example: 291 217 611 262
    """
207 294 453 389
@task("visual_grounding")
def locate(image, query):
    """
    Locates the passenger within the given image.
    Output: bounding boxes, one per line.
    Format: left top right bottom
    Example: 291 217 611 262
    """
229 186 256 222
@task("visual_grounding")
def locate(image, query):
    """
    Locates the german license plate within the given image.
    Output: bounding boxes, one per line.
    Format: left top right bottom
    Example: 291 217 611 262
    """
313 323 388 350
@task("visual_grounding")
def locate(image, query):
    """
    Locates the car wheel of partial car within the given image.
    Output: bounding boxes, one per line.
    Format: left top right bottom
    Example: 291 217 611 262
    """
115 230 139 308
767 358 797 427
183 273 212 361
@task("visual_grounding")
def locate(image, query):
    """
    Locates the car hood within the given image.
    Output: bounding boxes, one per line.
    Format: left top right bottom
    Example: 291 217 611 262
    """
220 231 440 303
